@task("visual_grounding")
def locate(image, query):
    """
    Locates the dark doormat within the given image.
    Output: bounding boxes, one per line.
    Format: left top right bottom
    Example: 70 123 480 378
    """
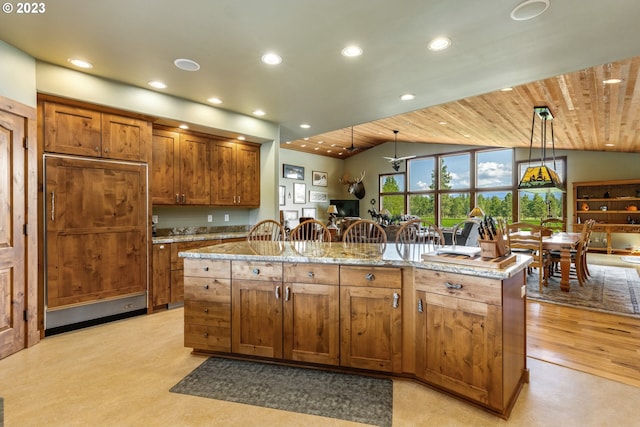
170 358 393 427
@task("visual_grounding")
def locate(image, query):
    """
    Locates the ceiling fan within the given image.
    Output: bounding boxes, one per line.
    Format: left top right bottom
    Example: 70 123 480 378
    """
333 126 360 153
383 130 416 171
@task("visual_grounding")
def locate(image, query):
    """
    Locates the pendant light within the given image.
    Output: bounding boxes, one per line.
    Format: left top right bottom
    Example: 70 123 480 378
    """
517 106 565 193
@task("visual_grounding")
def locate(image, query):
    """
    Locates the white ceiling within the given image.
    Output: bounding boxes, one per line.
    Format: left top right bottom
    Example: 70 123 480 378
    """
2 0 640 144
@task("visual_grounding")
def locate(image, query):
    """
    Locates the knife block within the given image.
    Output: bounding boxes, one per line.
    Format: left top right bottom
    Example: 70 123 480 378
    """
478 229 507 259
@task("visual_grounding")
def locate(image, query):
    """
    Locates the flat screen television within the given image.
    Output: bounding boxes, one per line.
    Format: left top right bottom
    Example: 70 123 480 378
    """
330 199 360 218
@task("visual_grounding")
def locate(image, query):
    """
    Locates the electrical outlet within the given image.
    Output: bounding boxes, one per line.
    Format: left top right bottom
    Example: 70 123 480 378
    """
152 215 158 224
207 215 213 223
224 214 230 222
521 285 526 298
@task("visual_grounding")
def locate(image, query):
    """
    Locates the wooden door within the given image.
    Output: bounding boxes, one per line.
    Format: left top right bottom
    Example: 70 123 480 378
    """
151 130 179 204
211 140 237 206
339 286 402 372
43 102 101 156
178 134 210 205
45 157 148 309
283 282 339 365
0 110 26 359
151 244 171 308
232 279 283 358
415 291 503 410
102 114 151 162
236 142 260 206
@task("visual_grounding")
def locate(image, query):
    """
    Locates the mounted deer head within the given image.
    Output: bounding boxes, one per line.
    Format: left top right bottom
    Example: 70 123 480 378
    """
339 171 366 200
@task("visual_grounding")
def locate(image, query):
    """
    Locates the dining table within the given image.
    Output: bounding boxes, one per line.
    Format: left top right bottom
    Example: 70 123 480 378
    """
541 232 583 292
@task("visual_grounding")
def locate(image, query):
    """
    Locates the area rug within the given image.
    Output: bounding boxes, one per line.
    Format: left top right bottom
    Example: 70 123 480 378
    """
170 358 393 427
526 264 640 317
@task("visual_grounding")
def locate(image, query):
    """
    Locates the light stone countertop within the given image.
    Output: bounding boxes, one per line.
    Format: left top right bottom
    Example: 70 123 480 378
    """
180 241 531 280
152 232 248 244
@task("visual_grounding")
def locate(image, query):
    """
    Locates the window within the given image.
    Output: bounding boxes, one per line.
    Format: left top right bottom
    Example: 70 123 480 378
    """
379 173 405 217
398 148 515 226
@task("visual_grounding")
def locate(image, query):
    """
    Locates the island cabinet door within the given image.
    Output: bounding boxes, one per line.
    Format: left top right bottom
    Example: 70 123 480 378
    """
282 282 340 366
339 285 402 373
414 288 504 411
232 279 283 358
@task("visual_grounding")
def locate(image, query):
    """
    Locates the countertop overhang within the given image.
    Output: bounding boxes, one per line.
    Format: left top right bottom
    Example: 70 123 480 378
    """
180 241 531 279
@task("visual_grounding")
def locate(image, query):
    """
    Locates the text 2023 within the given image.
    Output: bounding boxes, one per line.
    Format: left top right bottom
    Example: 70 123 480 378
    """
17 2 46 13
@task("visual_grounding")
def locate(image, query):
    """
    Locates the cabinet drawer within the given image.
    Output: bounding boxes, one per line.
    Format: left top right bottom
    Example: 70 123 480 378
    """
340 266 401 288
232 261 282 282
415 269 502 305
185 322 231 353
184 276 230 301
283 263 339 285
184 300 230 327
184 259 230 278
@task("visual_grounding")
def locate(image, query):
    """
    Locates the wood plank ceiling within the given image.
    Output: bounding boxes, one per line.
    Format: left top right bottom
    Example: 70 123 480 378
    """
282 56 640 158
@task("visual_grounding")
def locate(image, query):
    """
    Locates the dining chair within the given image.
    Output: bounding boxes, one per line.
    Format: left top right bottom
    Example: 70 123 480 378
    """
289 219 331 242
548 219 595 286
506 222 551 291
343 219 387 244
395 219 444 247
247 219 285 242
451 219 481 246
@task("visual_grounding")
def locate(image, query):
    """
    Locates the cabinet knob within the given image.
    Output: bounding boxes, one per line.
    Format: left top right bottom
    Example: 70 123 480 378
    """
159 245 165 249
307 271 315 277
392 292 400 309
203 332 208 338
203 266 209 271
253 268 260 275
203 284 210 290
365 273 375 281
444 282 463 290
417 298 424 313
204 308 208 313
104 148 109 154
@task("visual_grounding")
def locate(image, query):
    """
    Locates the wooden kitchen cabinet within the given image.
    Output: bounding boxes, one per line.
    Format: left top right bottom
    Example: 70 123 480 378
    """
211 140 260 207
414 268 526 413
339 266 402 373
151 243 171 308
283 263 340 366
43 101 151 161
151 129 210 205
183 259 232 352
169 240 221 305
232 261 284 358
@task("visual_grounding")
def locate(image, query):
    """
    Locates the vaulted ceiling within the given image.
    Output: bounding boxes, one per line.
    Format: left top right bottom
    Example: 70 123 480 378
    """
1 0 639 157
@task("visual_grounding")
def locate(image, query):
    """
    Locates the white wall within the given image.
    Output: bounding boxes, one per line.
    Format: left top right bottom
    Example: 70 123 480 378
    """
0 41 36 106
279 149 344 226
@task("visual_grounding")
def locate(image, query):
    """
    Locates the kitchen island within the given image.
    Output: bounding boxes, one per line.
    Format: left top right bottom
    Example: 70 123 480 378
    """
180 240 531 418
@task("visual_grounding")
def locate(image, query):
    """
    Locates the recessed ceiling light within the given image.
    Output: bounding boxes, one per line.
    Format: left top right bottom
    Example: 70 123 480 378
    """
605 143 615 147
300 124 311 129
341 45 363 57
400 93 416 101
510 0 550 21
67 58 93 69
179 124 189 129
301 144 307 148
428 36 451 51
237 136 246 141
174 58 200 71
603 78 622 84
148 81 167 89
261 53 282 65
252 109 266 116
207 97 223 104
314 147 320 151
317 140 323 144
285 141 292 144
500 87 514 92
439 121 448 125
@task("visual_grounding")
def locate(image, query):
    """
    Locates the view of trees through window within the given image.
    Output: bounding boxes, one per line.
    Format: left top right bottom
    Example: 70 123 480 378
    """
378 148 566 226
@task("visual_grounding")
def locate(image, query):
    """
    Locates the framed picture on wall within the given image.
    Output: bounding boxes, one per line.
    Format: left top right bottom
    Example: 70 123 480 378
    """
309 190 328 203
283 164 304 180
293 182 306 203
279 185 286 206
312 171 328 187
302 207 316 218
283 210 299 222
